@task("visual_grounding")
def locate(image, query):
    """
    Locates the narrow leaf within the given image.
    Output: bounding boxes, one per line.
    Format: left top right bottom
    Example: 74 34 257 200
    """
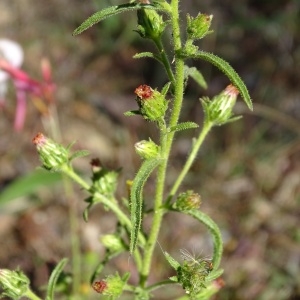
168 122 199 133
46 258 68 300
191 51 253 110
130 158 162 253
133 52 162 64
0 169 61 206
163 251 180 270
184 66 207 89
69 150 90 161
73 3 163 35
124 110 141 117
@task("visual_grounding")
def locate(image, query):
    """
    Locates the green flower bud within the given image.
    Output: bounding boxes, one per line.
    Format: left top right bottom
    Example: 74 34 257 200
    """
135 84 168 121
174 190 201 211
187 13 213 40
201 84 240 126
90 160 118 197
32 133 69 171
135 139 160 160
0 269 30 299
101 234 126 253
137 7 166 40
92 273 129 298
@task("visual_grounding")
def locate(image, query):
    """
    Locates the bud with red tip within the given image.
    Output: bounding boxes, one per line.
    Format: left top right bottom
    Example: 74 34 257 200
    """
32 132 69 171
134 84 168 121
201 84 241 126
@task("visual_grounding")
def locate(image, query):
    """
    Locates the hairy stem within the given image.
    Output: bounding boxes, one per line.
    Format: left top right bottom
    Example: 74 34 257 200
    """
140 0 185 286
169 121 213 198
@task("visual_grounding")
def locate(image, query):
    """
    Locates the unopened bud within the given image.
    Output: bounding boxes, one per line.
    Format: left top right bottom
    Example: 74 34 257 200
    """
93 273 129 298
135 139 160 160
32 132 69 171
101 234 126 253
187 13 213 40
0 269 30 299
201 84 240 125
137 8 166 40
135 84 168 121
174 190 201 211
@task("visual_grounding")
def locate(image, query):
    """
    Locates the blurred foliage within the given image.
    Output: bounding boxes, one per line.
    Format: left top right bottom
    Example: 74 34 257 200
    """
0 0 299 299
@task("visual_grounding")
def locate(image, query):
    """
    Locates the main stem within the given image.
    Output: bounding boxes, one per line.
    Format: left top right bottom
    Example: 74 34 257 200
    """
140 0 185 286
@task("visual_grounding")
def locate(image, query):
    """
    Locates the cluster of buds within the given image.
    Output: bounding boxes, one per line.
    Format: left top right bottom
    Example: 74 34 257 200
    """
92 273 129 298
135 139 160 160
201 84 241 126
173 190 202 211
134 84 168 121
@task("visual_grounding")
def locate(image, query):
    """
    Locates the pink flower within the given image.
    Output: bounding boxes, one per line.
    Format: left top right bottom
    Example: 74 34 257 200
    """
0 39 55 131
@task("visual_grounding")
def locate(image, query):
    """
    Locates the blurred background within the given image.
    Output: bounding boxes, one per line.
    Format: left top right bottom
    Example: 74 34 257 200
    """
0 0 299 299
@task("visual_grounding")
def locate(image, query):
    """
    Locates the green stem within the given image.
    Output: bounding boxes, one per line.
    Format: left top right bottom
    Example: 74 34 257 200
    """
146 279 176 292
169 121 213 198
61 165 146 246
140 0 185 286
24 289 42 300
153 38 175 87
179 209 223 270
62 175 81 297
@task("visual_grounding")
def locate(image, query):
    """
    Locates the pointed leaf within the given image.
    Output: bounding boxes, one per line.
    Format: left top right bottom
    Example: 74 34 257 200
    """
124 110 141 117
163 251 180 270
0 169 62 206
46 258 68 300
168 122 199 133
133 52 162 64
130 158 162 253
184 66 207 89
73 3 165 35
191 51 253 110
69 150 90 161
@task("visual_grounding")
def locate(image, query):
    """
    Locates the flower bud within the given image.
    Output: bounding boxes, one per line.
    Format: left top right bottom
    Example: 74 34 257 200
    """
135 84 168 121
32 132 69 171
201 84 240 125
91 163 118 197
135 139 160 160
0 269 30 299
177 258 213 297
101 234 126 253
187 13 213 40
92 273 129 298
174 190 201 211
137 8 166 40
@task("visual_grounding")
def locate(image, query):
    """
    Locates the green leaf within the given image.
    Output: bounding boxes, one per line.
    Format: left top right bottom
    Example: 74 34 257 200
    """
184 66 207 89
73 3 165 36
46 258 68 300
180 209 223 270
0 169 62 206
163 251 180 270
124 110 141 117
190 51 253 110
168 122 199 133
69 150 90 161
130 158 162 253
133 52 162 64
161 82 172 96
